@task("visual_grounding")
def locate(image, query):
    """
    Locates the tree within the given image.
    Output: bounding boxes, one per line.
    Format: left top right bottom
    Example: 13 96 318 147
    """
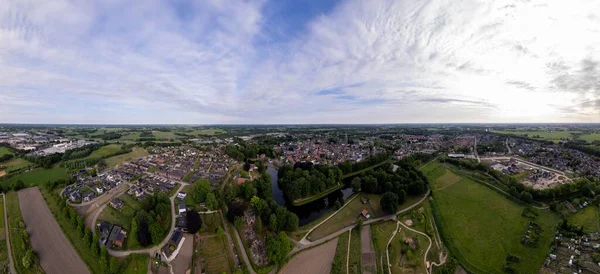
205 192 218 210
100 247 108 272
520 191 533 203
381 192 399 214
149 222 164 244
217 226 224 238
13 180 25 191
396 189 407 204
186 210 202 234
351 177 362 193
234 216 243 230
22 249 33 268
266 232 291 266
269 214 278 232
192 179 211 203
255 217 263 231
355 218 363 231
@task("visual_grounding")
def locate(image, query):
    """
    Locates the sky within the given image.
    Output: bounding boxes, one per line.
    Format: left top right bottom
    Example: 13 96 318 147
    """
0 0 599 124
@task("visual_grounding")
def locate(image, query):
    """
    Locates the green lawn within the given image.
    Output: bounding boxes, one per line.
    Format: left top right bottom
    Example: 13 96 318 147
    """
1 167 68 188
331 231 350 274
425 162 559 274
0 147 13 158
308 193 384 241
105 148 149 168
568 206 599 233
120 253 148 274
348 229 361 274
5 192 42 274
0 158 34 173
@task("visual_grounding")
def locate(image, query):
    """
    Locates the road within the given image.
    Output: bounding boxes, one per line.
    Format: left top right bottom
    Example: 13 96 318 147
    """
386 221 400 274
90 203 107 234
2 193 16 274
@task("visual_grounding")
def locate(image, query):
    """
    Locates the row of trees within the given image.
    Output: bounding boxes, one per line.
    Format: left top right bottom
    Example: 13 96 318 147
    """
336 152 390 174
278 163 343 201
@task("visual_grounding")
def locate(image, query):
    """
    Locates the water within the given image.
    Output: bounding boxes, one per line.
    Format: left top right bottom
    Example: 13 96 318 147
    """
267 166 353 226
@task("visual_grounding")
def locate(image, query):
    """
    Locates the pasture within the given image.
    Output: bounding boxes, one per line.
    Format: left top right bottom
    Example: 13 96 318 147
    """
568 206 599 233
0 147 13 157
281 238 338 274
1 167 68 188
105 148 149 168
0 158 34 173
86 144 122 158
19 187 89 274
308 193 384 241
425 162 558 274
580 133 600 142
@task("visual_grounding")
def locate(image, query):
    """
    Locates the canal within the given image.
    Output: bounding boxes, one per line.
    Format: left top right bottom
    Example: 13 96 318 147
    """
267 166 353 226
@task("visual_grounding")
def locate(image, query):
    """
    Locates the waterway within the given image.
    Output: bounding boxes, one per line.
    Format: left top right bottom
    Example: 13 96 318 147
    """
267 166 353 226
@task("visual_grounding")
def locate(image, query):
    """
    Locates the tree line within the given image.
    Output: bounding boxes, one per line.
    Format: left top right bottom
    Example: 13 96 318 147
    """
278 162 343 201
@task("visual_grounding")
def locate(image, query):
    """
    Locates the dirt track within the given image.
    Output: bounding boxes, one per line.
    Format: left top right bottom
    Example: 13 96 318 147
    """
18 187 90 274
281 238 338 274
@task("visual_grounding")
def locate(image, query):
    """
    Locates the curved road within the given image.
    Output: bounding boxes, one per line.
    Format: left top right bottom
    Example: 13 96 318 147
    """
398 220 446 274
2 194 16 274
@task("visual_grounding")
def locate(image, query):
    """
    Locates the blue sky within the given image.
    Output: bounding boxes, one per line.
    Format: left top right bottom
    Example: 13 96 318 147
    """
1 0 599 124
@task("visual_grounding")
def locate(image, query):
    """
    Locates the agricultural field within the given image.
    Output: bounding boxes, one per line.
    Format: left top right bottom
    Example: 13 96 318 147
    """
197 236 233 274
1 167 68 189
308 194 384 241
86 144 122 158
492 130 578 142
6 191 42 274
0 147 13 157
424 162 559 274
0 158 34 173
580 133 600 142
568 206 599 233
281 238 338 274
18 187 89 274
105 148 149 168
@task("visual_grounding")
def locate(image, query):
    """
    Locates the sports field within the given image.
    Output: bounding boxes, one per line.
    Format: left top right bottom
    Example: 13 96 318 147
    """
1 167 68 188
424 162 558 274
105 148 149 168
568 206 599 233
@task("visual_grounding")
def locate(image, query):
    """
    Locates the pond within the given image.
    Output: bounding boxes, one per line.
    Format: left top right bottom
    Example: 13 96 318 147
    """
267 166 353 226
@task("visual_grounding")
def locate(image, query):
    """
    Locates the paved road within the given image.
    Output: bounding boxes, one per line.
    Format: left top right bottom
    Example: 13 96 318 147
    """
108 183 187 257
2 193 16 274
90 203 107 235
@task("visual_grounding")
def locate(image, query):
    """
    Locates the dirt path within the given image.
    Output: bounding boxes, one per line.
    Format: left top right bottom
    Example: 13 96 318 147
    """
280 238 338 274
1 194 16 274
346 231 351 274
18 187 90 274
361 225 376 274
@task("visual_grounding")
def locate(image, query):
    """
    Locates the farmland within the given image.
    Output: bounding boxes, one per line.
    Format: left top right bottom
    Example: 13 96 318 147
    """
6 191 42 274
424 162 559 274
281 238 338 274
0 147 13 157
580 133 600 142
492 130 578 142
197 235 233 274
0 158 34 173
308 194 383 241
105 148 149 168
1 167 68 188
19 187 89 274
568 206 599 233
86 144 122 158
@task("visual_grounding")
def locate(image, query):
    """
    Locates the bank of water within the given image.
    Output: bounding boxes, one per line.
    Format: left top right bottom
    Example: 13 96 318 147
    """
267 166 352 226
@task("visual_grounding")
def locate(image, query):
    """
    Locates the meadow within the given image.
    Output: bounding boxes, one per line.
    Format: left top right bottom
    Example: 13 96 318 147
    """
579 133 600 143
86 144 122 158
424 162 558 274
568 206 599 233
1 167 68 188
0 158 34 173
492 130 578 142
199 236 233 274
105 148 149 168
0 147 13 158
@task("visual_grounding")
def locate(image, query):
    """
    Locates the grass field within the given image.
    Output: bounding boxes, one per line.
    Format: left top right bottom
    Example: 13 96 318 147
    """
1 167 68 188
371 221 397 274
199 236 232 274
0 158 34 173
331 231 350 274
492 130 578 142
568 206 599 233
98 205 135 233
580 133 600 142
105 148 149 168
5 192 42 274
87 144 122 158
0 147 13 158
0 195 7 273
308 193 384 241
349 229 361 274
389 223 429 274
120 253 148 274
423 162 559 274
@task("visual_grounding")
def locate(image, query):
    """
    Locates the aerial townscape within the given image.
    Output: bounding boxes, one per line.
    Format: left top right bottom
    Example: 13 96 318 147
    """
1 0 599 274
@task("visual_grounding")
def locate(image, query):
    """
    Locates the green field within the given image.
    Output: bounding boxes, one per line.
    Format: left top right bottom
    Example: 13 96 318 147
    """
105 148 149 168
0 147 13 158
580 133 600 142
0 158 34 173
424 162 558 274
1 167 68 188
199 236 233 274
87 144 122 158
0 195 7 273
348 229 361 274
492 130 578 142
331 231 350 274
308 193 384 241
388 223 429 274
568 206 599 233
371 221 398 274
6 192 42 274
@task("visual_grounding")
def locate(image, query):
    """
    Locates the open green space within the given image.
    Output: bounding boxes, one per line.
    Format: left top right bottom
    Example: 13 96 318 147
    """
389 222 429 274
0 147 13 158
0 158 34 173
105 148 149 168
199 236 233 274
5 191 42 274
98 205 136 233
0 195 7 273
86 144 122 158
580 133 600 142
199 213 221 235
568 206 599 233
492 130 578 142
331 231 350 274
120 253 148 274
308 193 383 241
1 167 68 189
348 229 361 274
292 183 344 206
424 162 559 274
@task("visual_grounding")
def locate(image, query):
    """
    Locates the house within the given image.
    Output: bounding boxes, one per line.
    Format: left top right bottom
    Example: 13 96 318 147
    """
176 192 187 201
135 188 144 198
361 209 371 219
96 186 104 194
109 198 124 211
108 225 127 248
69 191 80 202
97 221 113 246
176 216 187 230
178 204 187 214
82 192 94 203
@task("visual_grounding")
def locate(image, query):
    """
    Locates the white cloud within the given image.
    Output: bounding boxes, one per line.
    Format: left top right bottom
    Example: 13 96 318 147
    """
0 0 598 123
